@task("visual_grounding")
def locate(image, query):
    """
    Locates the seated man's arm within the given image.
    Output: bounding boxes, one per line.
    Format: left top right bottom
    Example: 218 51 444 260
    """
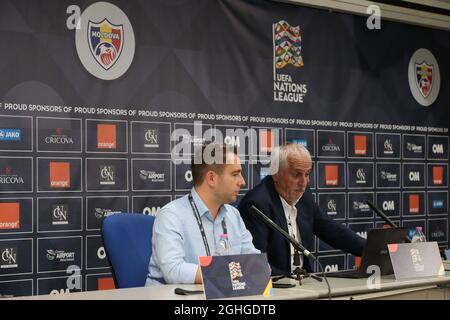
152 207 199 284
312 202 366 256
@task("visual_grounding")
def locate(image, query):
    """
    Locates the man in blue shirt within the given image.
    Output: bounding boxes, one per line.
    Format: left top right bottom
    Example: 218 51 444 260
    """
146 143 259 285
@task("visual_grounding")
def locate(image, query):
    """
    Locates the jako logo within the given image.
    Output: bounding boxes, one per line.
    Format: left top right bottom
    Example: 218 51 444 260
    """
0 129 21 141
74 2 135 80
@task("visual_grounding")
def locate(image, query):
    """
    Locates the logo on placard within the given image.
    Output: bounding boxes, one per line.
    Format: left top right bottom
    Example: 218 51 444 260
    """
408 48 440 106
52 205 69 225
0 248 18 269
354 135 367 156
49 162 70 188
100 165 115 185
75 2 135 80
272 20 307 103
97 124 117 149
409 194 420 214
410 248 424 272
229 261 246 291
0 129 21 141
144 129 159 148
325 165 338 186
0 202 20 229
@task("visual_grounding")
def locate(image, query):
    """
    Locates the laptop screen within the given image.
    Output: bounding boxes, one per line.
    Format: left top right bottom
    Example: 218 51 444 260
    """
359 227 408 275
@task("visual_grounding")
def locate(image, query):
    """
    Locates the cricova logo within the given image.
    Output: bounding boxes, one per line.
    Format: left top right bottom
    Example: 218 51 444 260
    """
0 166 24 185
0 129 21 141
45 128 74 145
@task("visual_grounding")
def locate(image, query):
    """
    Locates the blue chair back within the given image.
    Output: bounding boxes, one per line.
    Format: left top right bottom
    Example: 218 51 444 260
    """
102 213 155 288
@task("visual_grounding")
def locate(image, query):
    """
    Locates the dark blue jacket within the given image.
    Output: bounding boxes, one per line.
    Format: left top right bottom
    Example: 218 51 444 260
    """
238 176 366 275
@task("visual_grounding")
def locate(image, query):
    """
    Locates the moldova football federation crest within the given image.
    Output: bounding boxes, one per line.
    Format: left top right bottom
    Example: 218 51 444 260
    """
273 20 303 69
88 19 123 70
415 61 433 98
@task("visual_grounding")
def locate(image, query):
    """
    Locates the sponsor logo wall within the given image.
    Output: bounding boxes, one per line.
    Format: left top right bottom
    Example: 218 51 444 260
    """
0 0 448 296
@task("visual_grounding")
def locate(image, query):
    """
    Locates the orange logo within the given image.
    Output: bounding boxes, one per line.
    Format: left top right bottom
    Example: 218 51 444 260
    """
325 165 338 186
0 202 20 229
354 135 367 155
259 130 274 153
49 162 70 188
98 277 116 290
433 166 443 185
409 194 419 214
97 124 117 149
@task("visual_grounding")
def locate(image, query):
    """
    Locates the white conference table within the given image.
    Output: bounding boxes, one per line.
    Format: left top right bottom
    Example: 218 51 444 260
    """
8 272 450 300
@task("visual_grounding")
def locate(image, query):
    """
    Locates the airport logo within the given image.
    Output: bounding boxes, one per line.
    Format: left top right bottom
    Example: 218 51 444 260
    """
75 2 135 80
97 124 117 149
49 162 70 188
100 165 115 185
409 194 420 214
144 129 159 148
354 135 367 156
0 248 18 269
52 205 69 225
352 201 370 212
325 165 338 186
139 170 165 182
407 142 422 154
380 171 397 182
94 208 120 219
0 129 21 141
408 48 440 106
46 249 75 263
0 202 20 230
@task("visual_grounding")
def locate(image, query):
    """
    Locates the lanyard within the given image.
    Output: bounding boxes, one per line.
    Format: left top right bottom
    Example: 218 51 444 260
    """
188 192 227 256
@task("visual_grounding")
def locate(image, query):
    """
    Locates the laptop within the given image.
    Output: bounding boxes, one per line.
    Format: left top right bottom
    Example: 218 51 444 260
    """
322 227 408 278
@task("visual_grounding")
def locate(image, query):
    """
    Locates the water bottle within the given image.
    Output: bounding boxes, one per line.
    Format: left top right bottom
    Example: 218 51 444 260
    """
411 226 426 243
215 234 232 256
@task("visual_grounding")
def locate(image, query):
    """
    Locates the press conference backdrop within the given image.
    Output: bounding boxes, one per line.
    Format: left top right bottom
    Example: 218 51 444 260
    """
0 0 448 297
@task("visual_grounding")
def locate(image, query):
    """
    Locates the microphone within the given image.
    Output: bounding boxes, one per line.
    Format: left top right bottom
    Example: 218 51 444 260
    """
366 201 411 243
250 205 315 259
366 201 398 228
250 205 331 299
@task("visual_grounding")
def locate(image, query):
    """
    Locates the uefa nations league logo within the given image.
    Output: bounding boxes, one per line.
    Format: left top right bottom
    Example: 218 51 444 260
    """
408 48 440 107
75 2 135 80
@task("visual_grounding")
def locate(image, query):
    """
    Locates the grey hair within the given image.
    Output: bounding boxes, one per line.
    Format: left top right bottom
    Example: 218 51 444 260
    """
269 143 312 175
